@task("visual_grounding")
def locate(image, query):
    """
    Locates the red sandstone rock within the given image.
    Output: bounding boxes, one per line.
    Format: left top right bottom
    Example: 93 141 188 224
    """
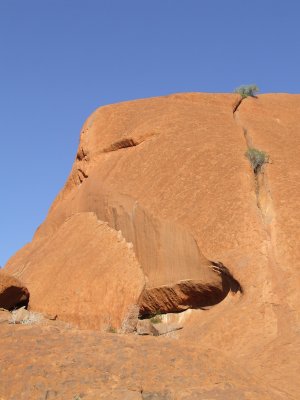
5 212 144 329
3 93 300 398
5 93 243 328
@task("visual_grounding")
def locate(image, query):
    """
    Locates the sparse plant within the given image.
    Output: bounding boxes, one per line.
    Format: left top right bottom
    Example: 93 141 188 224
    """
245 148 269 174
107 325 117 333
102 315 118 333
150 312 163 324
234 84 259 98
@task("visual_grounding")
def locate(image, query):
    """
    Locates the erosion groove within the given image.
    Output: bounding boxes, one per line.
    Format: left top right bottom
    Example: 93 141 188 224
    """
104 138 138 152
233 97 277 265
233 98 274 223
243 127 253 148
77 168 88 182
94 193 213 288
232 97 243 114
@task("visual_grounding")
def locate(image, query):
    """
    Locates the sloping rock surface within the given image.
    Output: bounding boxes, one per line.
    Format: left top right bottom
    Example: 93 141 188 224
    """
6 212 144 329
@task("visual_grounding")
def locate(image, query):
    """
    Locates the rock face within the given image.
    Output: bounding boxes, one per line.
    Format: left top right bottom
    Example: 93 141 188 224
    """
5 93 245 328
5 212 144 329
3 92 300 398
0 271 29 310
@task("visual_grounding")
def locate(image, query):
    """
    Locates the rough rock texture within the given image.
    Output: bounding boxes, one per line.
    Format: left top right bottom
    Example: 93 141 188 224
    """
0 308 10 323
3 92 300 398
139 279 230 316
0 322 290 400
136 318 158 336
5 212 144 329
6 93 244 325
0 271 29 310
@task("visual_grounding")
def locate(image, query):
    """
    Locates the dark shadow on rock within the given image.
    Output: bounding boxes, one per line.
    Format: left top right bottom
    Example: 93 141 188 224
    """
0 286 30 310
139 261 242 318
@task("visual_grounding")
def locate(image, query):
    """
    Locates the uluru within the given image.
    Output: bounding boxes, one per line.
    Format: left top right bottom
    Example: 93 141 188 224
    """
1 92 300 399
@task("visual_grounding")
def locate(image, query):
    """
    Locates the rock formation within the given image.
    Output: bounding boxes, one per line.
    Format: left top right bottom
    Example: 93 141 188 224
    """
2 92 300 398
5 93 246 328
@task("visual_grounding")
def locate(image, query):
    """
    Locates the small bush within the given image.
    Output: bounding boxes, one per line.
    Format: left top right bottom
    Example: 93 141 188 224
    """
107 325 117 333
245 148 268 173
234 84 259 98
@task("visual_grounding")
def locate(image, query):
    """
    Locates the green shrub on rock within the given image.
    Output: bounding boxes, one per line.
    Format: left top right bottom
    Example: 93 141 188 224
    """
234 84 259 98
245 148 268 173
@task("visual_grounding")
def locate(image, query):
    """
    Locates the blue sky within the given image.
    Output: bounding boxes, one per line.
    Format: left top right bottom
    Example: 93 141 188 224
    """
1 0 300 266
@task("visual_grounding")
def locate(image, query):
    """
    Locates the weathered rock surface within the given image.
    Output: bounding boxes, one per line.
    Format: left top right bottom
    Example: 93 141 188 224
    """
139 279 229 316
9 306 31 323
3 92 300 398
0 271 29 310
5 213 144 329
0 307 10 323
0 322 290 400
5 93 244 326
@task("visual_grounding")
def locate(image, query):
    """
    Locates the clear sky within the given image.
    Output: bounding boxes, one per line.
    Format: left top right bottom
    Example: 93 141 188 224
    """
1 0 300 266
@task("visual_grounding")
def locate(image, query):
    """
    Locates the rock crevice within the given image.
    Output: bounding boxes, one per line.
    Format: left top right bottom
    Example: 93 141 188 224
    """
103 138 139 152
233 97 277 271
233 98 274 224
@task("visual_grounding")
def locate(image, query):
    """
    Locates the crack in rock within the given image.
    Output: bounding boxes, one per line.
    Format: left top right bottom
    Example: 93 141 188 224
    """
77 168 88 183
232 96 279 281
103 138 139 152
232 97 274 225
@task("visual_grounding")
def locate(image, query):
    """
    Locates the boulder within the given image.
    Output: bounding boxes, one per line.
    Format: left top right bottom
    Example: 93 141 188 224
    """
9 306 43 324
9 306 30 323
150 322 183 336
136 319 158 336
136 318 183 336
